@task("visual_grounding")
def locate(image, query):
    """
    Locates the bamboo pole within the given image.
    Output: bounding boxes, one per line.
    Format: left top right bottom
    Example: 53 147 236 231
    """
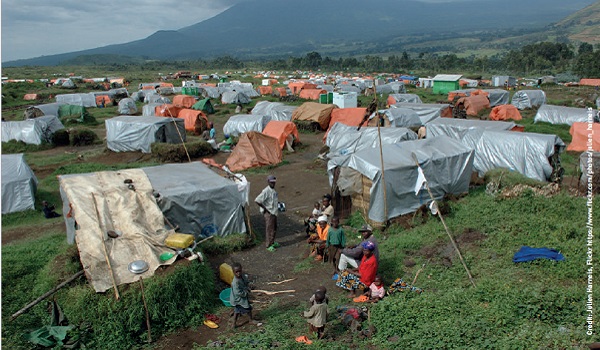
411 153 476 287
91 193 121 299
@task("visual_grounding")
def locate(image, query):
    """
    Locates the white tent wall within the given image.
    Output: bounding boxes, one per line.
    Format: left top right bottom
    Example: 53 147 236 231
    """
55 93 97 107
251 101 297 121
492 76 516 87
105 116 185 153
223 114 271 137
1 154 38 214
511 90 546 110
389 94 423 104
534 105 597 126
391 102 450 124
382 108 422 128
1 116 65 145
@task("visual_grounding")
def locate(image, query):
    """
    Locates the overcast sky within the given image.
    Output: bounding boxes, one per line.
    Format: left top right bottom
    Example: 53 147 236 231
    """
1 0 237 62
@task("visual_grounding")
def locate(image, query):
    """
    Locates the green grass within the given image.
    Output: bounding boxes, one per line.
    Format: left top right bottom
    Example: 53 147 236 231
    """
1 140 54 154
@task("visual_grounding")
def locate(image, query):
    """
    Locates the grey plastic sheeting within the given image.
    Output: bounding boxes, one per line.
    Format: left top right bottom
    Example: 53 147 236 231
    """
144 162 247 238
1 154 38 214
117 98 137 115
375 82 406 94
326 123 418 184
221 91 251 104
534 105 597 126
337 85 361 94
382 108 422 128
251 101 297 121
482 89 510 107
34 102 65 116
391 102 450 125
388 94 423 104
341 136 474 222
223 114 271 137
426 118 516 140
105 116 185 153
429 124 564 181
511 90 546 110
55 93 97 107
1 115 65 145
200 87 220 99
146 94 171 104
142 103 161 117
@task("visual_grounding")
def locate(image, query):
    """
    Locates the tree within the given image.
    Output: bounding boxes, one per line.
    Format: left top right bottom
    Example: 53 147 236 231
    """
303 52 322 69
579 42 594 55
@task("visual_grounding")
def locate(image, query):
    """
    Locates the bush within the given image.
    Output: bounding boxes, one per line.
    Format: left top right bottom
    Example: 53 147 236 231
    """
51 129 70 146
69 128 98 146
151 141 215 162
1 140 53 154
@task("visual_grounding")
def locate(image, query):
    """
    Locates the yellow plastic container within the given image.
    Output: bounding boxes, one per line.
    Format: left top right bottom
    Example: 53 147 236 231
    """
219 263 234 285
164 233 195 249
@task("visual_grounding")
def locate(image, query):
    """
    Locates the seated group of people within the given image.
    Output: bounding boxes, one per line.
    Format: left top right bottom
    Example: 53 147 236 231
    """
201 122 235 152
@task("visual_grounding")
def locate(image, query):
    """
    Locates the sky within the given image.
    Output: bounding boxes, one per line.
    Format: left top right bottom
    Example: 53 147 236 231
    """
1 0 237 62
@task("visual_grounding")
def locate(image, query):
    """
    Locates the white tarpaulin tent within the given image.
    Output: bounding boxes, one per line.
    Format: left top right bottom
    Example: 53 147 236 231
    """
382 108 422 128
221 91 251 104
223 114 271 137
482 89 510 107
105 116 185 153
388 94 423 104
1 115 65 145
534 105 597 126
426 118 516 140
34 102 66 117
142 103 161 117
391 102 450 124
56 93 97 107
339 136 474 222
117 98 137 115
375 82 406 94
511 90 546 110
1 154 38 214
251 101 297 121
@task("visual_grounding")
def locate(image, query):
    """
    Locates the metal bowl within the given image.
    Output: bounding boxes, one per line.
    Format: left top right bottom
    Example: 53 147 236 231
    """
128 260 149 274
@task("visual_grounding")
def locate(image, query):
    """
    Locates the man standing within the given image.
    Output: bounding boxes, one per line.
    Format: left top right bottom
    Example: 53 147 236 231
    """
255 175 279 251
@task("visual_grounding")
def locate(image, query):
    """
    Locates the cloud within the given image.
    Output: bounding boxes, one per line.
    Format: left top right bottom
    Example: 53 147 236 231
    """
1 0 238 61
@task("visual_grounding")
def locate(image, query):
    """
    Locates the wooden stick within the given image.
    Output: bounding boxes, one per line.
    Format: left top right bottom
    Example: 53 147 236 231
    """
412 263 426 285
91 193 121 300
139 277 152 343
11 270 85 320
252 289 295 295
267 278 296 285
244 204 256 242
411 153 476 288
196 236 214 245
377 118 388 222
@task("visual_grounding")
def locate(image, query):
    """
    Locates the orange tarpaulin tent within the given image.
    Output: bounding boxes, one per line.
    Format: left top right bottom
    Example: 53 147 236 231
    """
225 131 282 172
579 79 600 87
262 120 300 150
274 87 287 97
324 107 375 141
176 109 208 131
567 122 600 151
23 94 39 101
155 104 182 117
456 94 490 116
95 95 111 106
448 90 470 102
489 104 522 121
258 86 273 95
470 90 489 98
299 89 327 100
159 82 174 88
292 102 337 130
288 82 317 95
173 95 196 108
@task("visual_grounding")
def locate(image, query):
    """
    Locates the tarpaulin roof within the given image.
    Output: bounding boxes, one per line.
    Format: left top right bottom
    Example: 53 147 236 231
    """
580 79 600 87
117 98 137 115
375 82 406 94
251 101 297 122
55 93 97 107
262 120 300 150
342 135 473 222
34 102 65 117
191 98 215 114
225 131 282 172
382 108 422 128
534 105 597 126
456 94 490 117
299 88 327 100
176 109 208 131
1 154 38 214
143 103 161 117
489 104 522 121
390 102 450 125
155 104 182 117
221 91 251 104
480 89 509 107
567 122 600 151
105 116 185 153
223 114 271 137
387 94 422 105
511 90 546 110
1 115 65 145
426 118 516 140
292 102 337 130
173 95 196 108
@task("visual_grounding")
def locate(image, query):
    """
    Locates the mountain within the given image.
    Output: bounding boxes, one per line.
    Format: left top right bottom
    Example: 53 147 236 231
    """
4 0 597 67
554 1 600 44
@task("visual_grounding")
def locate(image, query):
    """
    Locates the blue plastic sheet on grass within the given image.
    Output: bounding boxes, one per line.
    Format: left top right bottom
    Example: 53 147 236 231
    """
513 246 565 263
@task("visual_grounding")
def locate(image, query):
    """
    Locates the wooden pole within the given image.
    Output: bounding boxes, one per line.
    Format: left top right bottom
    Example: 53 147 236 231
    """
411 153 476 287
91 193 121 300
139 277 152 343
376 117 388 222
11 270 85 320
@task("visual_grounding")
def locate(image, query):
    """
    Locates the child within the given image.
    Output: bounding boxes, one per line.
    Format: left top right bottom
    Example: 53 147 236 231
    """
304 202 321 237
302 290 328 339
365 276 385 302
308 286 329 306
229 263 258 329
311 202 322 219
325 217 346 277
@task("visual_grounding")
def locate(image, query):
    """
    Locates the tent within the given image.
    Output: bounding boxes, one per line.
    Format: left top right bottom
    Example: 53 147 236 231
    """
221 91 251 104
223 114 271 137
567 122 600 152
154 104 182 117
105 116 186 153
534 105 597 126
1 115 65 145
511 90 546 110
173 95 196 108
143 103 161 117
95 95 112 107
24 94 40 101
146 94 171 104
292 102 338 130
336 136 474 223
337 85 361 94
448 89 478 102
456 94 490 117
327 108 371 132
390 103 451 125
489 104 522 121
375 82 406 94
299 88 327 100
176 109 208 131
274 87 288 97
55 93 96 107
1 154 38 214
199 87 220 99
251 101 297 121
387 94 422 106
258 86 273 95
580 79 600 87
492 76 516 87
382 108 422 128
426 118 517 140
225 131 282 172
191 98 215 114
117 98 137 115
262 120 300 150
34 102 65 117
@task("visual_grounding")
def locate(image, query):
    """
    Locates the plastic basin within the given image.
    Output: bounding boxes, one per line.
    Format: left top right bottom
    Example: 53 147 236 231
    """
219 288 232 307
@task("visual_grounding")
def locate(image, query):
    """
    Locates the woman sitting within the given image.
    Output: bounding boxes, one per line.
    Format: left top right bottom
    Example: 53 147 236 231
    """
335 241 378 297
307 215 329 261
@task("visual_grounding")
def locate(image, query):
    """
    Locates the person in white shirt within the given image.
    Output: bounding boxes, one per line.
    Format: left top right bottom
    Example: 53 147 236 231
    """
255 175 279 250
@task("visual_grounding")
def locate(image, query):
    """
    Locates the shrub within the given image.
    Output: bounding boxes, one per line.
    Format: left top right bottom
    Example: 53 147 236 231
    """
51 129 70 146
1 140 53 154
69 128 98 146
151 141 215 162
